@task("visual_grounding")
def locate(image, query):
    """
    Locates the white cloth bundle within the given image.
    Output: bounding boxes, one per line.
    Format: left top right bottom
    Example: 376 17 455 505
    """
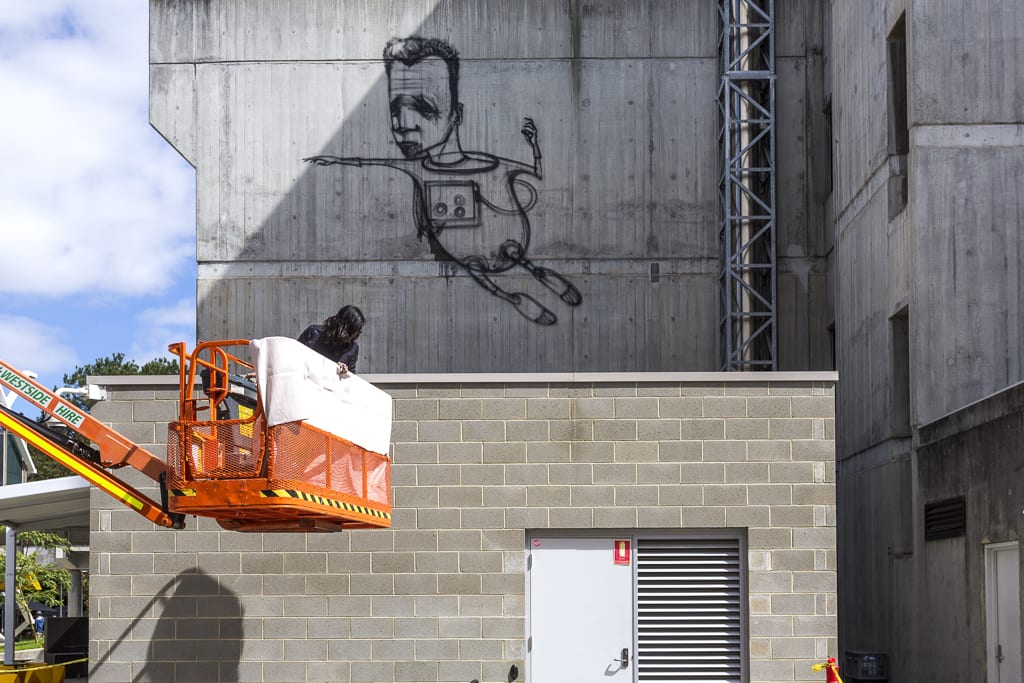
249 337 392 456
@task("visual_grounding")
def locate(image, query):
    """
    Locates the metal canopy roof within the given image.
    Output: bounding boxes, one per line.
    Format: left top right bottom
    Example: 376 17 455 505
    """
0 477 90 531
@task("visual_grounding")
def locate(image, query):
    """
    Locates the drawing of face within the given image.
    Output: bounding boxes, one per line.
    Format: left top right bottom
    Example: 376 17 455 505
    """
388 57 460 159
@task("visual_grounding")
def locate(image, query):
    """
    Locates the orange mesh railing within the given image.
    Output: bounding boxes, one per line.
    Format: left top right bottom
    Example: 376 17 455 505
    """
166 340 392 532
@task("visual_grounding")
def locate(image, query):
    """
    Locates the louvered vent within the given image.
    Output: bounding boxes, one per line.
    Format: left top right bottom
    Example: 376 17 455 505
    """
924 496 966 541
636 538 743 682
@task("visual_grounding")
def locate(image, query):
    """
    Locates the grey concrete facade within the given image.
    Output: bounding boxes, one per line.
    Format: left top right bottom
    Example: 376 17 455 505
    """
88 374 836 683
149 0 832 374
832 0 1024 680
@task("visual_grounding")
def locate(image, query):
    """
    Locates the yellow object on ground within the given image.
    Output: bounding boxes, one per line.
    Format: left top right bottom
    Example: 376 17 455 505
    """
0 661 66 683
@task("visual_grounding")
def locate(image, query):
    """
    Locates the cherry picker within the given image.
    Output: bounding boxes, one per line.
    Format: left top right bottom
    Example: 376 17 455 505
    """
0 339 392 533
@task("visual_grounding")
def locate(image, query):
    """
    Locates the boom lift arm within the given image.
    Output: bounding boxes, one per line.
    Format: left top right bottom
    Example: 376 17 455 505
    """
0 360 185 529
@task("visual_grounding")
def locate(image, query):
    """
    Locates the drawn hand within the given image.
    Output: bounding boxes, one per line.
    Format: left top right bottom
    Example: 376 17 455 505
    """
521 118 539 146
302 155 362 167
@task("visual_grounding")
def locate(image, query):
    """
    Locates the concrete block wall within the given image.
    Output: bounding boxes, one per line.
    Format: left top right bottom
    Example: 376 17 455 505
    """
88 373 837 683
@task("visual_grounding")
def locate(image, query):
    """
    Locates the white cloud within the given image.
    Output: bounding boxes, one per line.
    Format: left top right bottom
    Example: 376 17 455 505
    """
0 314 78 376
0 1 194 299
130 298 197 364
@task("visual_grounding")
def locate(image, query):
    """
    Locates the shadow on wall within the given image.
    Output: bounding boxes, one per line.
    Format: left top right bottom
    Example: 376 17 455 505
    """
94 568 242 683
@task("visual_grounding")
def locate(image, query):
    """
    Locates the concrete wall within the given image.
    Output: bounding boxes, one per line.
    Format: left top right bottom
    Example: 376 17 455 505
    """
150 0 831 373
833 0 1024 679
87 373 836 683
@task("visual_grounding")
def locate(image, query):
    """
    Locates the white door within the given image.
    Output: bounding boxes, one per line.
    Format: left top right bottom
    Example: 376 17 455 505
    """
528 536 634 682
986 541 1021 683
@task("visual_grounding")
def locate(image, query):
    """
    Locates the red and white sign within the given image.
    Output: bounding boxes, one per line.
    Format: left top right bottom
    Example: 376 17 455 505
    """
613 539 631 565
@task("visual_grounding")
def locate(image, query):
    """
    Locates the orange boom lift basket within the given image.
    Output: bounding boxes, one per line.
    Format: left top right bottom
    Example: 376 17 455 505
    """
166 340 392 532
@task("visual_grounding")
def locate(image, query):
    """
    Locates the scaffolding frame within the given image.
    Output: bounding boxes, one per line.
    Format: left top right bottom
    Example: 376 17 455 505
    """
718 0 777 370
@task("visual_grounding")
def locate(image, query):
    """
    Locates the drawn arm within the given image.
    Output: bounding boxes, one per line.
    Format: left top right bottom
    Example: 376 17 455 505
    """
303 155 405 168
521 118 542 178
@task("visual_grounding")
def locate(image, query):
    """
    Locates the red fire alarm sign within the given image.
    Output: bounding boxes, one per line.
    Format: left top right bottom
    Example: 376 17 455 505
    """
614 539 631 565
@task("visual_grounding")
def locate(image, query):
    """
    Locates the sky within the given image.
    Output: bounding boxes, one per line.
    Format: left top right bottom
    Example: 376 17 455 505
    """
0 1 196 396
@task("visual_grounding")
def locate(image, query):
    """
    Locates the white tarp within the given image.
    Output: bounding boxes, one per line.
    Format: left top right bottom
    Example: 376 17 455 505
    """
250 337 392 456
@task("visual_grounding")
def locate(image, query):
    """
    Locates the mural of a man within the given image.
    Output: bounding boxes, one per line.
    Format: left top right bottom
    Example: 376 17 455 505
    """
306 36 582 325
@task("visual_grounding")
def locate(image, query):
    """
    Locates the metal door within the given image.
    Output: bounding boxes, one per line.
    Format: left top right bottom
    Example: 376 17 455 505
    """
986 541 1021 683
528 536 634 683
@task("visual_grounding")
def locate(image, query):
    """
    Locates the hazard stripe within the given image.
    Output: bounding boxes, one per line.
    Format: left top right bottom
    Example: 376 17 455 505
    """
259 489 391 519
170 489 197 497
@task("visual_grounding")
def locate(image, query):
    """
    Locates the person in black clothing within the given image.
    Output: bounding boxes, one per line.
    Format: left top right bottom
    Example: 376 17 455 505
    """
297 304 365 375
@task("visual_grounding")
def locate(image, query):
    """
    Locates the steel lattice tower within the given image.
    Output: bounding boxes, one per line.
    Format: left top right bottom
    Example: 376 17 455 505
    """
718 0 777 370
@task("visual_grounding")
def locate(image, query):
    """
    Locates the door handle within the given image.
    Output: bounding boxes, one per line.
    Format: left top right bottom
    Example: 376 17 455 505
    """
615 647 629 669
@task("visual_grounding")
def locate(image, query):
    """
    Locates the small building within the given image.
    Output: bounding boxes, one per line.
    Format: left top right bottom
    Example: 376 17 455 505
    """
87 371 836 683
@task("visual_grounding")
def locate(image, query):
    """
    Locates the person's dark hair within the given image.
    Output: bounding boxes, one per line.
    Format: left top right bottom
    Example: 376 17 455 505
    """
383 36 460 108
323 305 364 346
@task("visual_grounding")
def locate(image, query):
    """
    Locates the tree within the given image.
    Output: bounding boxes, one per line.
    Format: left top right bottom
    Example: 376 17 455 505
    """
0 529 73 641
28 353 179 481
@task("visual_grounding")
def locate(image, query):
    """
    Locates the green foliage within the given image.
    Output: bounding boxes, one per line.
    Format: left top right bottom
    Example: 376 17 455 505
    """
0 529 72 609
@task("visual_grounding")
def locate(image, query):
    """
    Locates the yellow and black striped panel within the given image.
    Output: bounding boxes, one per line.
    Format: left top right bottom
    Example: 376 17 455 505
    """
170 489 197 497
259 489 391 520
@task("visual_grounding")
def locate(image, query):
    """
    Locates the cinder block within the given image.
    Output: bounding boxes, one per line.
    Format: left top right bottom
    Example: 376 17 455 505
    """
440 485 483 509
703 484 748 506
549 507 595 527
658 397 704 418
572 397 615 418
482 442 525 462
636 383 681 397
418 420 462 442
439 616 480 637
482 573 526 596
439 442 483 464
526 486 571 507
329 596 371 618
351 529 398 551
482 617 525 638
459 595 503 617
308 616 354 638
483 485 526 507
395 573 439 595
462 507 506 529
593 383 637 397
437 530 482 551
792 484 835 505
481 529 524 551
571 441 615 462
658 484 703 505
638 506 682 527
637 419 681 440
748 484 793 505
285 552 327 574
371 552 416 574
794 615 837 636
437 573 482 595
593 419 638 441
526 442 571 462
593 507 638 527
415 638 460 660
771 549 816 571
482 398 527 419
594 463 638 484
681 462 725 483
614 397 660 418
725 418 770 439
549 418 587 441
527 398 571 419
770 462 816 483
725 462 770 483
372 595 417 616
749 615 795 637
351 661 394 683
680 506 726 527
414 595 460 617
417 464 462 486
350 574 395 595
771 636 817 658
464 420 506 442
772 593 817 615
748 527 793 549
792 571 837 592
770 505 815 527
284 638 328 661
506 507 549 528
637 462 681 483
658 440 703 462
415 552 459 573
703 396 747 417
749 594 772 615
614 441 659 462
680 418 725 440
394 486 440 508
505 463 549 485
703 440 748 462
749 570 792 593
769 418 815 439
792 396 835 417
793 527 836 549
615 485 659 506
747 440 792 461
439 398 482 419
549 463 594 484
416 508 461 530
329 552 372 574
747 396 793 417
506 420 550 441
439 660 483 682
726 506 770 527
